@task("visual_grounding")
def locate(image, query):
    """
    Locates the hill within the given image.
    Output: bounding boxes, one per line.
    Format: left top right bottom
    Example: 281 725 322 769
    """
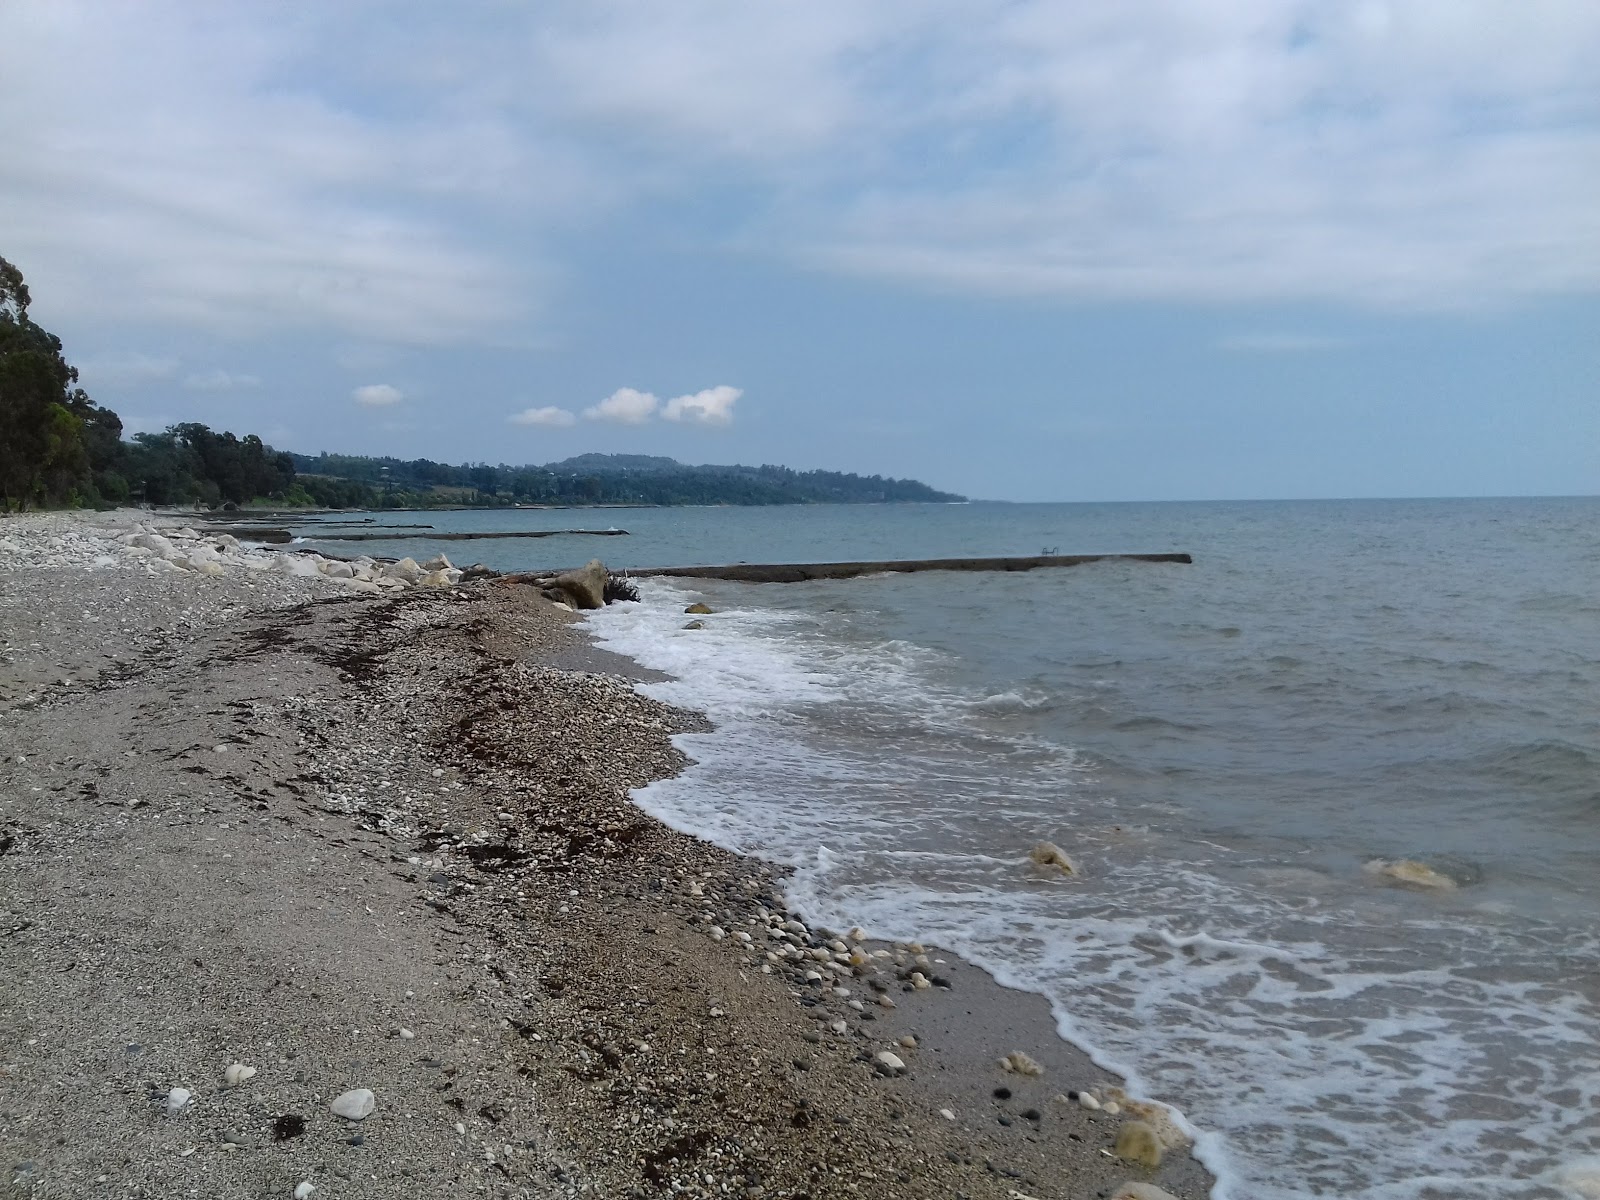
286 451 965 508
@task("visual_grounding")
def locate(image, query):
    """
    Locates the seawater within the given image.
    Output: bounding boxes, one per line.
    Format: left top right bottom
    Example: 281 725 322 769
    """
302 498 1600 1199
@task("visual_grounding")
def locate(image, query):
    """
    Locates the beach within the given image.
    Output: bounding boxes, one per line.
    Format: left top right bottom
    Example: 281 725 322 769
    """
0 510 1212 1200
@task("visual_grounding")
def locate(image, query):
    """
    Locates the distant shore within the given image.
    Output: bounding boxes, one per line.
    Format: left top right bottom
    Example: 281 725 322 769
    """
0 510 1211 1199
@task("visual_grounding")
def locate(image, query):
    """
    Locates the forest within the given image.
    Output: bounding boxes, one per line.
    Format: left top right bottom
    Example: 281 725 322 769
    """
0 255 964 511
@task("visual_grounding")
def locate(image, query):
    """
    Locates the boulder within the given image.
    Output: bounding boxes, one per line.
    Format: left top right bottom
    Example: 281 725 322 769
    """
385 557 424 583
419 569 453 588
459 563 498 582
131 532 175 557
1365 859 1457 890
685 602 714 615
683 619 707 630
1029 841 1078 874
421 553 453 571
320 560 355 579
546 559 607 610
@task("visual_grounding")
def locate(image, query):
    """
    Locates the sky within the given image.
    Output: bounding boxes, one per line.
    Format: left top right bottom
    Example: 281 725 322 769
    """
1 1 1595 502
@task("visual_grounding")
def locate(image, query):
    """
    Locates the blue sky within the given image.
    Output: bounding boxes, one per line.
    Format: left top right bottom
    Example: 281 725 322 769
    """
2 0 1595 501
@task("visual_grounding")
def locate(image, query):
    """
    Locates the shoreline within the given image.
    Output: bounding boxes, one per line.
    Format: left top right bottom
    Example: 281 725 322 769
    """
0 510 1213 1198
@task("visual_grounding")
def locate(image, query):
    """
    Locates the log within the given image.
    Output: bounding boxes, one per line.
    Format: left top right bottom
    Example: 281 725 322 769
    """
627 553 1191 582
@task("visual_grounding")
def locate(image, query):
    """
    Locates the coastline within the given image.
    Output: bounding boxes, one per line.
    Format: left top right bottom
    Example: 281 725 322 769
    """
0 510 1213 1199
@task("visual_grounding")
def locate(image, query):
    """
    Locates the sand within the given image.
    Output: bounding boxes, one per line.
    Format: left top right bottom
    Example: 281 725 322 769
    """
0 510 1214 1199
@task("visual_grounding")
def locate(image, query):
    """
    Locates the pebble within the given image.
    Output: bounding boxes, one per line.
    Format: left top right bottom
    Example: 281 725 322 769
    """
829 1019 847 1034
398 1028 415 1040
939 1108 955 1121
899 1035 918 1049
330 1089 376 1120
1077 1092 1101 1111
224 1062 257 1086
165 1087 191 1117
873 1051 906 1076
294 1183 316 1199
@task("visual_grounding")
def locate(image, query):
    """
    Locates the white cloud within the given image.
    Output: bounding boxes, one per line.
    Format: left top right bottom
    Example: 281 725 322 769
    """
353 383 403 408
0 0 1594 337
183 369 262 390
583 387 659 424
663 385 741 426
509 405 577 427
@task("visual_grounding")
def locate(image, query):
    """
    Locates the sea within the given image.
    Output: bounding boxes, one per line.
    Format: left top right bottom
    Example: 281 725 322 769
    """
296 497 1600 1200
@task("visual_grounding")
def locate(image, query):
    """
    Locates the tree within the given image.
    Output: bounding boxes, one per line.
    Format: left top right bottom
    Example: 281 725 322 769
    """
0 255 121 509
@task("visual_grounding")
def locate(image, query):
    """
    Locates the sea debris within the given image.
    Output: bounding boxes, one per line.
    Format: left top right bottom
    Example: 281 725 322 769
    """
1028 841 1078 874
998 1051 1045 1076
1114 1120 1165 1168
1364 858 1457 890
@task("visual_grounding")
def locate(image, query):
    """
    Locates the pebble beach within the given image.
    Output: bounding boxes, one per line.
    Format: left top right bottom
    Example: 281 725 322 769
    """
0 509 1215 1200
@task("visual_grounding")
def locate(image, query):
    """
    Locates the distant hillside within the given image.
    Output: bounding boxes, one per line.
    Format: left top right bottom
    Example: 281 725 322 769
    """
286 451 965 508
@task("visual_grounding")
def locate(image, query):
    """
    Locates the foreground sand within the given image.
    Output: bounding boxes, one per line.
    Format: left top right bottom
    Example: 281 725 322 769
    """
0 511 1214 1199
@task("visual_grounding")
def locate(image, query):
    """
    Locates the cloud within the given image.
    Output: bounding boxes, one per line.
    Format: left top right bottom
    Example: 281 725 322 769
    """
74 354 180 386
509 405 577 427
183 369 262 390
1 0 1595 339
584 387 659 424
663 385 741 426
1217 333 1348 353
352 383 403 408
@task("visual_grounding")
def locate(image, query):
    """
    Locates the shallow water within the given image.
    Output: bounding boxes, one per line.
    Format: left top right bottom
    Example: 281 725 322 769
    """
304 497 1600 1198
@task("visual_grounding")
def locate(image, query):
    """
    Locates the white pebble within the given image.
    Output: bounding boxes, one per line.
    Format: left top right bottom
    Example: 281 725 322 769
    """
874 1050 906 1075
398 1028 415 1040
940 1108 955 1120
294 1183 316 1199
1103 1100 1122 1115
330 1088 376 1120
224 1063 257 1087
1078 1092 1101 1111
165 1087 191 1117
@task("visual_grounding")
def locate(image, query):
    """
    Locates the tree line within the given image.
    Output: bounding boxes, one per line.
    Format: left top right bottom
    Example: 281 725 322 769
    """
0 254 965 511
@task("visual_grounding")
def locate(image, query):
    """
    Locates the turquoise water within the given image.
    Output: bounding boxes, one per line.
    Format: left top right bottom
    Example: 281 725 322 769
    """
300 498 1600 1198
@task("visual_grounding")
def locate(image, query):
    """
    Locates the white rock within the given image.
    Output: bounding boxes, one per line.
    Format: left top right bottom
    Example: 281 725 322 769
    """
421 553 454 571
398 1028 415 1040
330 1088 376 1120
874 1051 906 1075
385 557 424 582
165 1087 192 1117
1110 1184 1181 1200
940 1108 955 1120
194 560 226 576
320 560 355 579
293 1182 316 1199
419 569 452 588
224 1063 256 1086
1077 1092 1101 1110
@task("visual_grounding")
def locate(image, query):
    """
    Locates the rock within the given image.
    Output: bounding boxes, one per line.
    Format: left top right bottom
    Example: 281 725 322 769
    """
193 559 226 576
398 1028 415 1040
293 1183 316 1199
683 620 707 630
458 563 498 581
421 553 454 571
1110 1185 1180 1200
1102 1091 1192 1148
1365 858 1458 890
999 1051 1044 1076
418 569 453 588
1113 1120 1164 1169
165 1087 192 1117
330 1089 376 1120
224 1063 257 1086
320 560 355 579
873 1051 906 1076
684 602 714 615
1076 1092 1101 1111
939 1108 955 1120
546 559 607 609
384 557 424 583
1028 841 1078 874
